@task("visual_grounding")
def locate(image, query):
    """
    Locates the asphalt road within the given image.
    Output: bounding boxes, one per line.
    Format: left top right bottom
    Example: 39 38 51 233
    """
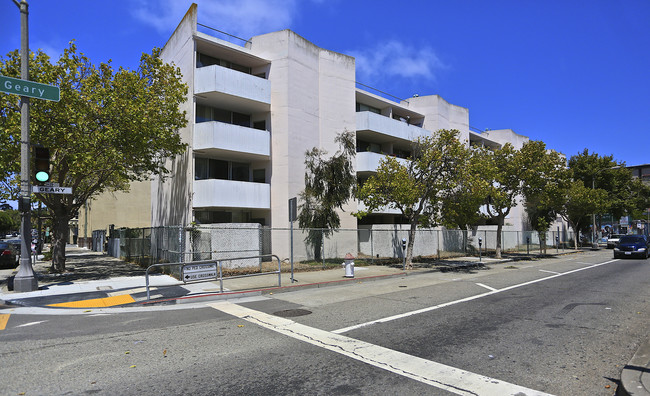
1 250 648 395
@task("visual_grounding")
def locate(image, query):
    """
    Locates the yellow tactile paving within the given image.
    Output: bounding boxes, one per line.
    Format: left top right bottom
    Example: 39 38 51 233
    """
47 294 135 308
0 314 9 330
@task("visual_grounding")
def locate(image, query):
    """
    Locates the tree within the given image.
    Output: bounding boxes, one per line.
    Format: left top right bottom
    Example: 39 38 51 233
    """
559 181 607 249
481 141 566 258
568 150 631 222
356 129 470 268
298 130 356 260
0 43 188 271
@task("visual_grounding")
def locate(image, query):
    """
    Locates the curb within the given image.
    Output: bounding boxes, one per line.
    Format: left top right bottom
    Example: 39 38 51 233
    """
618 339 650 396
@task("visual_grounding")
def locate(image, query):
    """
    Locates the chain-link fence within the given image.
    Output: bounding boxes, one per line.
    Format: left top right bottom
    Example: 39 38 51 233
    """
101 224 577 270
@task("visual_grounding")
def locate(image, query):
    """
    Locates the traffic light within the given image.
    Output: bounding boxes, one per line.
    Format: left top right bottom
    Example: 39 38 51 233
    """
33 146 50 183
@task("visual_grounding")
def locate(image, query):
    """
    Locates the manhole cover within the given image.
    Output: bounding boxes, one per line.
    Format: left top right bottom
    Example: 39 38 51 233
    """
273 309 312 318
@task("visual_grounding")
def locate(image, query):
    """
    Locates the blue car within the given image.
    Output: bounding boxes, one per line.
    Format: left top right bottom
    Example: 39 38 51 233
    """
613 235 650 259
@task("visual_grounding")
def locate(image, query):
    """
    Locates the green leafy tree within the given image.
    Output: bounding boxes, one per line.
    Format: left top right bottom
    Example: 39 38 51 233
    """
559 180 607 249
298 130 356 260
0 43 188 271
356 129 470 268
482 141 566 258
568 150 632 223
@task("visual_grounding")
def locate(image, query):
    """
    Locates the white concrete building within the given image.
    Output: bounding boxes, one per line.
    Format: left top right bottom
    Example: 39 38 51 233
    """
154 5 470 228
147 4 564 258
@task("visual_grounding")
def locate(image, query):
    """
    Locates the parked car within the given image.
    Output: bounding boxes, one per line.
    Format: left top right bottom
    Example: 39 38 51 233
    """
5 239 21 252
607 234 625 249
0 242 19 269
613 235 649 259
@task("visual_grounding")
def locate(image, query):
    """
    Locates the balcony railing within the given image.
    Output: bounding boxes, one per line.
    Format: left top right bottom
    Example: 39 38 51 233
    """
356 111 430 142
194 121 270 158
193 179 270 209
195 65 270 107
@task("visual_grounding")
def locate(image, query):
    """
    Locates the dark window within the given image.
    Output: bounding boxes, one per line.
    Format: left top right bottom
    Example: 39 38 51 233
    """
196 104 211 123
232 112 251 127
253 169 265 183
211 160 229 180
231 162 250 181
195 158 209 180
196 53 220 68
253 120 266 131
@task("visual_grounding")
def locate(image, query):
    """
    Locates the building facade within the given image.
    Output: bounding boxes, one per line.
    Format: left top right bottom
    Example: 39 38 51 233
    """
83 4 569 258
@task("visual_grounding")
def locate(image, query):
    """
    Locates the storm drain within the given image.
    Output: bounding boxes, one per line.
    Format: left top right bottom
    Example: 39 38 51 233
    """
273 309 312 318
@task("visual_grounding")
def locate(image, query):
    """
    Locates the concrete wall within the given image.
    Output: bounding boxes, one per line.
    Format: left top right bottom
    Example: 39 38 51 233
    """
78 180 152 239
153 4 197 227
249 30 357 258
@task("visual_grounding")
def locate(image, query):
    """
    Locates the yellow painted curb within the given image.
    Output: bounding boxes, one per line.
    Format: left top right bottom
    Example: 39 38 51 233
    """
47 294 136 308
0 313 9 330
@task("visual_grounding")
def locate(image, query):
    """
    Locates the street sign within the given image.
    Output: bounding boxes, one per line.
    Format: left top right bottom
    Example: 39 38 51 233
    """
32 185 72 194
0 75 60 102
182 263 218 282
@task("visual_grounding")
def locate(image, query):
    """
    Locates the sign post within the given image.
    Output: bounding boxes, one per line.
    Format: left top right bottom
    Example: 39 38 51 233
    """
289 197 297 283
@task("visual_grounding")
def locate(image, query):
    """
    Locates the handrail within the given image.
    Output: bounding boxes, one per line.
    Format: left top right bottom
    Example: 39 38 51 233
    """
145 254 281 301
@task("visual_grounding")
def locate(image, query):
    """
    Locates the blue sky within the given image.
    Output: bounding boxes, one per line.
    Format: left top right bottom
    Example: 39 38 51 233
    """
2 0 649 166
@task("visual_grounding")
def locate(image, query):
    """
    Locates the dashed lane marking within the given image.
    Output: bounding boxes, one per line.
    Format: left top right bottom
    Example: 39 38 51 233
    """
209 302 553 396
16 320 48 328
47 294 135 308
0 314 9 330
539 270 561 275
475 283 497 291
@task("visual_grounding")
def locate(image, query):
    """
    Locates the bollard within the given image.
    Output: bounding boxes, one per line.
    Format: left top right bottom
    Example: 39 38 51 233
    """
342 253 355 278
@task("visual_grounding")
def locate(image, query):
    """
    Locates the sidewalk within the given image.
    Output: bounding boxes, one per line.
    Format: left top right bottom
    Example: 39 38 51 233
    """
0 245 647 396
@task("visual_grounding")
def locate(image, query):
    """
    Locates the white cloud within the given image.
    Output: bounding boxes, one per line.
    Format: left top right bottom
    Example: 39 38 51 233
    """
350 40 447 85
132 0 299 40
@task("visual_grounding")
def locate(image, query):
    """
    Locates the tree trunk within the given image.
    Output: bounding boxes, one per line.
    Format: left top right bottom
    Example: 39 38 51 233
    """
51 211 71 272
405 220 417 269
495 215 504 259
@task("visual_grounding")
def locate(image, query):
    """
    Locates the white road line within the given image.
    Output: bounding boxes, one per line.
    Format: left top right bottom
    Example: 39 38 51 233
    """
332 259 618 334
475 283 497 291
209 302 553 396
15 320 48 328
538 270 560 275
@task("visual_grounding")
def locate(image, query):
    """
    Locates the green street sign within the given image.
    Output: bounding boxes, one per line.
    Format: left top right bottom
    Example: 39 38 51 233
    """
0 75 60 102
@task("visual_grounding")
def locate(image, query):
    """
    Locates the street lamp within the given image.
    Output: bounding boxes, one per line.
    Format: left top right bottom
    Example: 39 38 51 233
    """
592 166 619 248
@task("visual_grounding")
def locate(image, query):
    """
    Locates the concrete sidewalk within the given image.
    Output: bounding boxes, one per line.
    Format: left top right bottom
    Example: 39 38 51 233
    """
0 245 647 396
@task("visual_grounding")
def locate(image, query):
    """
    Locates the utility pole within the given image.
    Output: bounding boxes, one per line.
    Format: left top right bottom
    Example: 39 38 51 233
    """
12 0 38 291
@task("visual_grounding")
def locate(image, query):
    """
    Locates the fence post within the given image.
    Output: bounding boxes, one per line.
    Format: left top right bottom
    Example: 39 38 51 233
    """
370 228 374 265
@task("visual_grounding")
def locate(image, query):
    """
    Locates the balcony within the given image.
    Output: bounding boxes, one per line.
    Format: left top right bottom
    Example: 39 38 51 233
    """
356 151 408 174
193 179 270 209
194 65 271 112
356 111 430 142
194 121 270 160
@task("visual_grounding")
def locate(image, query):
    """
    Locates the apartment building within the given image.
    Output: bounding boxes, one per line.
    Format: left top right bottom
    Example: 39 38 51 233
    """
82 4 561 258
153 4 476 231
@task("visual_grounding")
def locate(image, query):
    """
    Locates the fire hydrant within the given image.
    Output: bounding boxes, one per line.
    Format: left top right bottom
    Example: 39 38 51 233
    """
342 253 355 278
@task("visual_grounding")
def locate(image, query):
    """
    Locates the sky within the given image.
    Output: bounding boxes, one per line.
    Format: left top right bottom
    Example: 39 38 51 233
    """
1 0 649 166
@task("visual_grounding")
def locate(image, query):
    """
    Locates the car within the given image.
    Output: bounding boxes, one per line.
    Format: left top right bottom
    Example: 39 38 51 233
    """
0 242 19 269
607 234 625 249
613 235 649 259
5 238 21 252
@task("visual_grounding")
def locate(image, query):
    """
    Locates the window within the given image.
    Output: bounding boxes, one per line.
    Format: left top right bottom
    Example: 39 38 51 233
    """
253 120 266 131
356 103 381 114
195 104 251 127
195 158 252 182
231 162 250 181
196 52 251 74
253 169 266 183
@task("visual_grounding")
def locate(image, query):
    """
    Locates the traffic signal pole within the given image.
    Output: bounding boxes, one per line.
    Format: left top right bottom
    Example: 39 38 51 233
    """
13 0 38 292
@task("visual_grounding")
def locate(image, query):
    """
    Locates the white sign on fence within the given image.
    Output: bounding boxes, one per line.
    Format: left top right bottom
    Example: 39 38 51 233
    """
182 263 217 282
